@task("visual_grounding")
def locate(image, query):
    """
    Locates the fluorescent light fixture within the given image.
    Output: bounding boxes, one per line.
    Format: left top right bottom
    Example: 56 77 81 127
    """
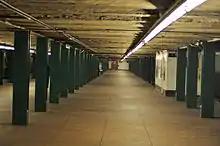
0 45 14 50
121 42 145 62
66 44 71 49
121 0 207 61
30 50 35 53
0 45 50 55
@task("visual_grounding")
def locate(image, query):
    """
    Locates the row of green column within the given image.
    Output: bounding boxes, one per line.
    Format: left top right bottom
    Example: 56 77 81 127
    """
12 30 100 125
128 56 155 85
101 58 108 72
175 41 218 118
0 50 4 85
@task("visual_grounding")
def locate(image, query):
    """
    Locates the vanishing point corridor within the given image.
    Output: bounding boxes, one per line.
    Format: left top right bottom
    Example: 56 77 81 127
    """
0 71 219 146
0 0 220 146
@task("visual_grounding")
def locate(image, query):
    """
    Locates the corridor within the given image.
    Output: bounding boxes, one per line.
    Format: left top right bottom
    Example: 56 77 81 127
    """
0 71 219 146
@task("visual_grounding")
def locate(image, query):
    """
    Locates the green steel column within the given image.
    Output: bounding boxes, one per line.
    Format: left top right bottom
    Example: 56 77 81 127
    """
134 60 137 75
131 61 134 73
91 55 95 79
147 57 151 82
85 53 89 83
89 54 92 81
80 51 84 85
142 58 147 81
49 41 61 103
129 60 131 71
84 53 87 83
35 37 48 112
106 59 108 71
137 59 139 76
73 48 76 90
103 58 107 72
88 54 91 81
75 49 80 90
47 54 51 87
150 56 156 85
136 60 138 75
147 57 151 83
138 58 141 77
132 61 133 73
104 58 106 72
139 59 141 77
200 42 216 118
93 57 96 78
149 56 153 84
98 58 101 76
97 57 99 77
134 60 136 74
186 46 199 108
129 60 131 72
69 47 76 93
60 44 69 97
102 58 104 73
92 55 95 79
12 30 30 125
96 57 99 77
139 58 143 78
88 54 91 82
31 53 36 79
0 50 4 85
98 58 100 74
141 58 145 79
82 51 86 85
144 58 148 81
132 61 134 73
102 58 105 73
78 50 81 87
7 51 14 83
83 52 87 83
79 50 83 87
90 55 93 80
95 57 98 77
176 48 187 101
146 57 150 82
131 60 134 73
145 57 149 82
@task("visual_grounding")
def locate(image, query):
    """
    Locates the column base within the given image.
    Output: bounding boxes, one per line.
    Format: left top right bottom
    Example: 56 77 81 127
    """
69 88 75 94
49 94 59 104
12 118 28 126
75 86 79 90
60 89 68 97
35 106 47 112
186 97 198 109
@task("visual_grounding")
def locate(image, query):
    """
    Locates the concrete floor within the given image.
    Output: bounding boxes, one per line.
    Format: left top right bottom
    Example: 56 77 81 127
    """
0 70 220 146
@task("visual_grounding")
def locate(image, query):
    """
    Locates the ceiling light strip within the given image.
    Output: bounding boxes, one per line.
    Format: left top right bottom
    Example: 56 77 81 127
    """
0 45 51 54
121 0 207 61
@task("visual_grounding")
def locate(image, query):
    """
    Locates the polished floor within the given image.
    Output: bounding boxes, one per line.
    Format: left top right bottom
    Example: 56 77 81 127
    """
0 71 219 146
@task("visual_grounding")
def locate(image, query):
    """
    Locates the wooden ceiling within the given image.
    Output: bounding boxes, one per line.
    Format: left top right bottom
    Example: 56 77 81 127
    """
0 0 159 58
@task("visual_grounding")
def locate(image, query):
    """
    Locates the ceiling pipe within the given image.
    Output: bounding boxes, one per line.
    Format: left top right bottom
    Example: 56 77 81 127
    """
0 0 96 52
0 0 54 30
